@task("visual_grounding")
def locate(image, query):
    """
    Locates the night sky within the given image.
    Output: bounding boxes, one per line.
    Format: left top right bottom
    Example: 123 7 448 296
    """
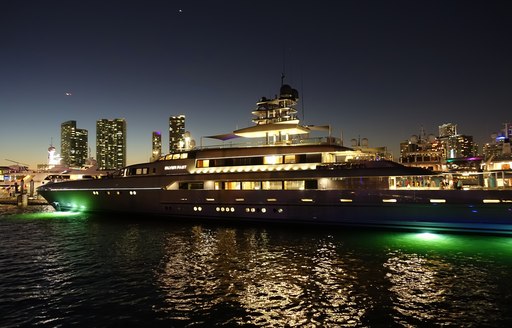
2 0 511 168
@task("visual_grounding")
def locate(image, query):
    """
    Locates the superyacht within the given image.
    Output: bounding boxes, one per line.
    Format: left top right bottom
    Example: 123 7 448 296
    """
38 83 512 234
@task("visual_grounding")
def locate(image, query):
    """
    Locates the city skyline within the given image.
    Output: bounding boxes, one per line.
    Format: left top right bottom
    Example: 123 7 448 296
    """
42 116 512 167
1 0 511 168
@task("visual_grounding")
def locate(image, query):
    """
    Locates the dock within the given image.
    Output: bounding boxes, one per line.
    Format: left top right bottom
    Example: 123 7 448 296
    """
0 197 49 206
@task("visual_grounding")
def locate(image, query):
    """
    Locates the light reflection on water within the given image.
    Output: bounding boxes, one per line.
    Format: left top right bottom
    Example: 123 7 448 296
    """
1 205 512 327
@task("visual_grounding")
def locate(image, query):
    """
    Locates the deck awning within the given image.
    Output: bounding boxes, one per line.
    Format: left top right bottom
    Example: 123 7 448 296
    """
233 123 310 138
204 133 240 141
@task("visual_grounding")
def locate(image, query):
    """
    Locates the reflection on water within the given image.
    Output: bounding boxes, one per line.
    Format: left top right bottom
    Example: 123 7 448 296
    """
1 206 512 327
385 250 506 326
156 228 369 326
154 225 512 327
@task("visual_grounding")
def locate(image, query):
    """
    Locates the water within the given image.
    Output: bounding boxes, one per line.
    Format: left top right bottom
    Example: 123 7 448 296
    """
1 205 512 327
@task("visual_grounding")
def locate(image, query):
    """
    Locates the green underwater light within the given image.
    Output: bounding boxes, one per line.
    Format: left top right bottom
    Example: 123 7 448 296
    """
415 232 443 241
12 210 85 220
378 230 512 261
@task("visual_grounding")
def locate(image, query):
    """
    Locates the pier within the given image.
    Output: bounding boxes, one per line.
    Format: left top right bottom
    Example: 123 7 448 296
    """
0 196 49 206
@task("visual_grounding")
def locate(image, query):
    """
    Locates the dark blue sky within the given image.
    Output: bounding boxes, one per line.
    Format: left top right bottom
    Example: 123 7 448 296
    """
1 0 511 167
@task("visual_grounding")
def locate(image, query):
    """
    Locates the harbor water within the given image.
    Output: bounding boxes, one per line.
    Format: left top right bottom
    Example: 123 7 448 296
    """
1 205 512 327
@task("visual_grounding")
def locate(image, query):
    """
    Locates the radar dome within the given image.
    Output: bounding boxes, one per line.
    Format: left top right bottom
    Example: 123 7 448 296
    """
409 135 418 144
280 84 299 100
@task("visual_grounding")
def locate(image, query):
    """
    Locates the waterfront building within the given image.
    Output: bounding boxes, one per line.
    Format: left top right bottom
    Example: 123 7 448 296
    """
437 123 478 171
151 131 162 162
437 124 478 155
96 119 126 170
169 115 185 152
60 120 88 167
438 123 457 138
441 134 476 160
400 123 479 172
349 137 392 161
483 123 512 161
439 123 477 159
399 128 444 171
482 123 512 171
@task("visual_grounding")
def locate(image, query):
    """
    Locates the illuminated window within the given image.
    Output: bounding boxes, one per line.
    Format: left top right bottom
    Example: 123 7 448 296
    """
263 155 283 165
284 180 305 190
224 181 241 190
196 159 209 168
242 181 261 190
284 155 296 164
262 181 283 190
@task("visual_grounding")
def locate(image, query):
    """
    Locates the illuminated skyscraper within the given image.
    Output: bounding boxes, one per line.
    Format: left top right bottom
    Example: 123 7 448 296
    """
169 114 185 152
96 118 126 170
438 123 457 138
438 123 476 160
151 131 162 161
443 134 475 159
61 120 88 167
483 122 512 160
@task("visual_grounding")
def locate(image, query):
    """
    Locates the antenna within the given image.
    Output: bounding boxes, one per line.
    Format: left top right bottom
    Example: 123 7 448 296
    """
301 69 305 123
281 47 286 86
419 125 426 142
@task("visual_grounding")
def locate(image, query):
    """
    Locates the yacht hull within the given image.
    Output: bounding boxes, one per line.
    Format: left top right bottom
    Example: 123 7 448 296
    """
38 188 512 234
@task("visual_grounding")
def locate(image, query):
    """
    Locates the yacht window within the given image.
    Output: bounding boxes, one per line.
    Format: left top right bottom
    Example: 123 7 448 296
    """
196 159 210 168
242 181 261 190
262 181 283 190
284 180 305 190
263 155 283 165
284 155 296 164
295 154 322 163
305 180 318 189
179 182 204 190
224 181 241 190
134 168 148 175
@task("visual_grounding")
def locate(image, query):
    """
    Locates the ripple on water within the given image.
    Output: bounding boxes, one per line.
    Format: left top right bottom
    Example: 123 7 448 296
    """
1 210 512 327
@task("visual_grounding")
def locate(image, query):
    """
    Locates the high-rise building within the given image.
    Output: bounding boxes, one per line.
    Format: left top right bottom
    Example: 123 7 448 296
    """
438 123 457 138
483 122 512 160
151 131 162 161
75 128 88 167
437 122 476 160
61 120 88 167
443 135 475 159
399 129 444 171
169 114 185 152
96 119 126 170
